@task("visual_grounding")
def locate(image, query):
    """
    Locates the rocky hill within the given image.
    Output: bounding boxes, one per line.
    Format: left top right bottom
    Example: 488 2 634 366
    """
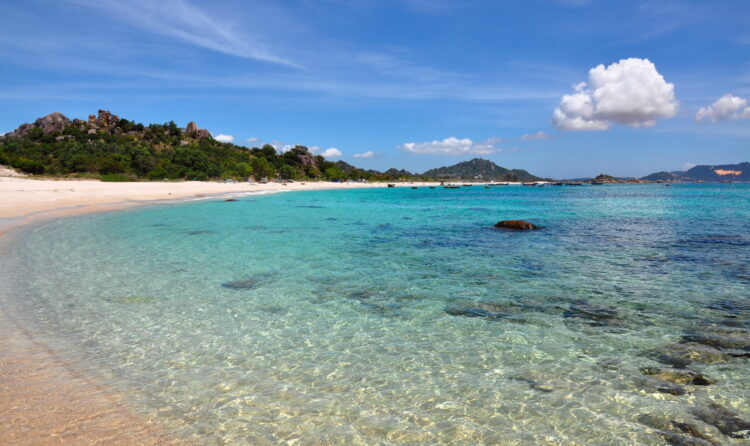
0 110 343 181
421 158 541 181
642 163 750 182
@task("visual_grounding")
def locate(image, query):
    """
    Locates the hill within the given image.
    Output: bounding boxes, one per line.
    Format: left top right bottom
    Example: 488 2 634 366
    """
642 163 750 182
421 158 541 181
0 110 354 181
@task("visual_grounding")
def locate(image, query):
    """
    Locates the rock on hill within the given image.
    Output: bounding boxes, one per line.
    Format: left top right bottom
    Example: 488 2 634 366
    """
421 158 541 181
642 163 750 182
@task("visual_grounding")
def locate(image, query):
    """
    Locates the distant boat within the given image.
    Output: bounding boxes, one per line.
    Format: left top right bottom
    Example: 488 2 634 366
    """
429 186 435 189
387 184 396 188
484 186 490 189
522 182 536 186
591 181 604 185
444 185 460 189
462 184 473 187
411 186 418 189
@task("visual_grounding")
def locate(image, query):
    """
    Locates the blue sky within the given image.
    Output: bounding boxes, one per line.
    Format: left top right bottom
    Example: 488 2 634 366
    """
1 0 748 178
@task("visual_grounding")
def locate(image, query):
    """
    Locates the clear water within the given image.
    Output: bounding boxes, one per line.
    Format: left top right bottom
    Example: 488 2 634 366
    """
2 184 750 445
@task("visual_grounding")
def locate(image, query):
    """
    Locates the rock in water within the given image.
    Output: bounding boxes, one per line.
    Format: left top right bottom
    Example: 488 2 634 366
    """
640 367 716 386
494 220 539 230
691 403 750 439
564 300 617 321
444 306 509 319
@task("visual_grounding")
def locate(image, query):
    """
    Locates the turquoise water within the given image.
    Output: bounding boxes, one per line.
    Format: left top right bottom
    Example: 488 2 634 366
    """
2 184 750 445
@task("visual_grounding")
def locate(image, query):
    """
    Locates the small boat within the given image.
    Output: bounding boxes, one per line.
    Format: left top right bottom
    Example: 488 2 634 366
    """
429 186 435 189
591 181 604 185
387 184 396 188
411 186 418 189
462 184 473 187
484 186 490 189
444 185 460 189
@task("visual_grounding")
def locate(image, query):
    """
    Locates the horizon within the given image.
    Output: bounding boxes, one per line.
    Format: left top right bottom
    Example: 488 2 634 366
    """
2 0 749 178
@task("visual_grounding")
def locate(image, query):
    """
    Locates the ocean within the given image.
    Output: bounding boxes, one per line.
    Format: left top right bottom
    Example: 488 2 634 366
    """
2 184 749 445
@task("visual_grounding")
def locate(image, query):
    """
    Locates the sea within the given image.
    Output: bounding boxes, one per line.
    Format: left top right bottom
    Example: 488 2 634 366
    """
1 183 749 445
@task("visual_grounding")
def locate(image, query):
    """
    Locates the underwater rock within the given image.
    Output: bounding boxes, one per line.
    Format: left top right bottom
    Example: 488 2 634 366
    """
640 367 715 386
221 273 276 290
444 306 509 319
683 325 750 351
635 376 688 395
658 431 715 446
187 230 214 235
508 376 554 393
563 300 617 321
707 299 750 317
656 342 743 365
494 220 539 230
638 414 718 446
691 403 750 439
224 198 237 202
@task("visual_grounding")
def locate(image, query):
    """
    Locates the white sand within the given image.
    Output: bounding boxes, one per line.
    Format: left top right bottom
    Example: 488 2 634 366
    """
0 177 443 223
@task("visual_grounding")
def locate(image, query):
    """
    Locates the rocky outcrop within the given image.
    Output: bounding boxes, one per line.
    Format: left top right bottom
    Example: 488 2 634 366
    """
640 367 715 386
2 112 70 138
494 220 539 230
184 121 211 139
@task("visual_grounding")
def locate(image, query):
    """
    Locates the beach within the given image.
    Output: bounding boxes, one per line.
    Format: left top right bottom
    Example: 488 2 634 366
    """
2 181 749 444
0 177 437 445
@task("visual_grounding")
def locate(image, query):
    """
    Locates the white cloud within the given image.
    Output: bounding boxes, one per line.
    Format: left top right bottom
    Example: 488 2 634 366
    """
353 151 376 158
553 58 678 131
397 137 503 155
214 134 234 143
320 147 343 158
520 131 552 140
695 94 750 122
246 137 260 143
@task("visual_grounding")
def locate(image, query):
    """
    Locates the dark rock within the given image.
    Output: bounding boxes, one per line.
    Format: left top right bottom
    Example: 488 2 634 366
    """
187 230 213 235
444 306 509 319
640 367 716 386
707 299 750 316
657 342 740 365
508 376 554 393
224 198 237 202
494 220 540 230
635 376 688 395
659 431 715 446
691 403 750 439
671 421 717 444
221 273 276 290
683 325 750 351
563 300 617 321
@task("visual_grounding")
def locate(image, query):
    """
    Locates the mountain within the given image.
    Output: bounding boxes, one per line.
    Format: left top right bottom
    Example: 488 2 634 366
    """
421 158 542 181
642 163 750 182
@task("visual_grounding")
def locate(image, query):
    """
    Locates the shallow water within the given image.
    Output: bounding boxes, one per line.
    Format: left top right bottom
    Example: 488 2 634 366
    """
3 184 750 445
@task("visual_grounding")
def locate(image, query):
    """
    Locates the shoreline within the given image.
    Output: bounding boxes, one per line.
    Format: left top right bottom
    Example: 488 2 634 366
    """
0 177 441 445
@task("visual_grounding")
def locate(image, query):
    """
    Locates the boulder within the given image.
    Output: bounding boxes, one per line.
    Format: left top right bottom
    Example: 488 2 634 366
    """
494 220 539 230
640 367 715 386
691 403 750 439
563 300 617 321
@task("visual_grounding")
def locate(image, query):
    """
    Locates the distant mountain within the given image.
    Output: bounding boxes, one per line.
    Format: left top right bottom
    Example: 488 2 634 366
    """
642 163 750 182
421 158 541 181
383 168 413 177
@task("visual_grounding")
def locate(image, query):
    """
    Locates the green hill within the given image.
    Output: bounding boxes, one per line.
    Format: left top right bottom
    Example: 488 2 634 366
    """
0 110 345 181
421 158 541 181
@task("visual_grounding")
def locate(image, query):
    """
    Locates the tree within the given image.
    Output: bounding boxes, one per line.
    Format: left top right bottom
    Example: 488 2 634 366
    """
279 165 298 180
250 157 276 179
235 162 253 179
324 165 346 181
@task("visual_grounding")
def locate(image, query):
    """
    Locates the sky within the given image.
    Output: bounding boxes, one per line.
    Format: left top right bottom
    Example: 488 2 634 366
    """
1 0 748 178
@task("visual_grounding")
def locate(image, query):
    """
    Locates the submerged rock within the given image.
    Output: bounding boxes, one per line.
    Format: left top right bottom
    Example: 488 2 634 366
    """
655 342 743 365
638 414 718 446
640 367 716 386
635 376 688 395
444 306 509 319
508 376 554 393
683 324 750 351
494 220 540 230
224 198 237 202
221 273 276 290
691 403 750 439
563 300 617 322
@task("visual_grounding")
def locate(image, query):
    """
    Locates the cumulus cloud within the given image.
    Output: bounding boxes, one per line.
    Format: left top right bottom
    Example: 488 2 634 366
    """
397 137 503 155
320 147 343 158
246 137 260 143
553 58 678 131
353 151 376 158
520 131 552 140
696 94 750 122
214 134 234 143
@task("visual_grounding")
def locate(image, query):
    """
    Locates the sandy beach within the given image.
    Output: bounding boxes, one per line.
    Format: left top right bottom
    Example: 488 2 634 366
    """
0 176 440 445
